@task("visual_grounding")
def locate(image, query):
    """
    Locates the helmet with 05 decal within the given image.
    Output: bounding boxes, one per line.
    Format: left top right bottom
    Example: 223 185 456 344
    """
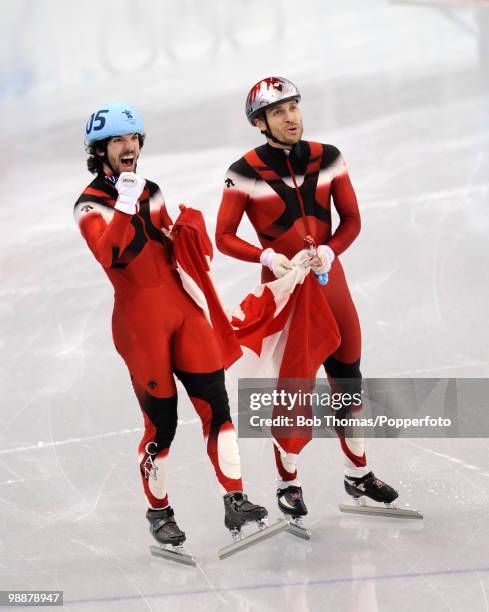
84 103 145 145
245 77 301 125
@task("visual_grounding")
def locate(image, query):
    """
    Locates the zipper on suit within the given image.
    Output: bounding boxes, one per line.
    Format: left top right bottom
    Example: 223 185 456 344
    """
285 154 312 237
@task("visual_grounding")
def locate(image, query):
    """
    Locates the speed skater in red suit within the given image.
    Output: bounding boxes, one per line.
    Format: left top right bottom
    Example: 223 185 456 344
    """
215 78 399 519
74 103 267 549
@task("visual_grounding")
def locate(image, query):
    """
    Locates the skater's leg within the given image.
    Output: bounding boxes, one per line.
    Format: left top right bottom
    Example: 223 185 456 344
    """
174 367 243 493
321 261 368 477
271 377 314 501
272 382 313 518
272 443 308 518
322 263 400 508
111 291 194 549
113 302 180 510
273 445 300 483
272 413 311 485
132 378 178 510
173 311 243 493
324 359 400 506
324 354 369 477
173 305 271 537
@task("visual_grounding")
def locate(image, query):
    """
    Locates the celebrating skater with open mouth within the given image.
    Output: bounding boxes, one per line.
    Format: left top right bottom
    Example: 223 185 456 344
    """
216 77 421 532
74 103 289 566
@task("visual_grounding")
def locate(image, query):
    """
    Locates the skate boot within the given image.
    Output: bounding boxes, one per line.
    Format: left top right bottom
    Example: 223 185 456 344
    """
277 486 311 540
344 472 398 504
277 485 308 517
339 472 423 519
147 507 196 566
218 492 288 560
223 492 267 531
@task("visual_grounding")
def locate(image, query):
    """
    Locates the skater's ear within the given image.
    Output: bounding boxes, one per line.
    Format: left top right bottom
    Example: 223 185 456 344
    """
254 113 267 132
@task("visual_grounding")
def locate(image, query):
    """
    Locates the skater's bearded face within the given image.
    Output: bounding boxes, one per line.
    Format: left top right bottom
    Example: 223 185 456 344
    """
102 133 141 175
255 100 303 148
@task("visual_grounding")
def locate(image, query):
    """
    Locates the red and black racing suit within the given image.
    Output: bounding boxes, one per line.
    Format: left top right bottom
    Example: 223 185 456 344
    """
75 173 243 509
216 141 367 480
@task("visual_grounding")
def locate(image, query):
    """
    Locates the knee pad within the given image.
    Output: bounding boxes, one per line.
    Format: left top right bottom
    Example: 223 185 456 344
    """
324 355 362 379
174 368 231 432
136 387 178 453
324 355 362 396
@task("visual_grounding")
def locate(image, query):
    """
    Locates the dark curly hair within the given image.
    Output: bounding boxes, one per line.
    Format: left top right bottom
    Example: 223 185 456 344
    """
85 134 146 175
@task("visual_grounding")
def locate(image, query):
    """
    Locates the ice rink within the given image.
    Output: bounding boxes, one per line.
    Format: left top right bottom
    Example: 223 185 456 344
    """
1 0 489 610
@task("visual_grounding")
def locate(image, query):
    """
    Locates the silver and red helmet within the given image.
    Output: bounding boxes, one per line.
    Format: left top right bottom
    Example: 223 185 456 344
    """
245 76 301 125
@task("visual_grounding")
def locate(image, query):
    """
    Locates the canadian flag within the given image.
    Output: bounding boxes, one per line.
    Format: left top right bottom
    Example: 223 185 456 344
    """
172 206 242 369
230 267 340 380
173 206 340 380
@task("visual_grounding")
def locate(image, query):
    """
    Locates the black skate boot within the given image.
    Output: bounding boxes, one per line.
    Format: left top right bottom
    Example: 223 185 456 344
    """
277 486 311 539
147 507 196 566
147 506 186 546
223 492 267 531
339 472 422 519
218 492 288 559
277 486 308 517
344 472 398 504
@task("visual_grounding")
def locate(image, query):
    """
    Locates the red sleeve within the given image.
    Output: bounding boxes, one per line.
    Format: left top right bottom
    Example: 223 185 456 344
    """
326 156 361 256
160 202 173 230
149 186 172 230
215 172 263 263
144 184 173 232
78 209 135 268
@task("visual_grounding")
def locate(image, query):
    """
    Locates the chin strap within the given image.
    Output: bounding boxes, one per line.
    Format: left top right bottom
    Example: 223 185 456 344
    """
261 115 294 147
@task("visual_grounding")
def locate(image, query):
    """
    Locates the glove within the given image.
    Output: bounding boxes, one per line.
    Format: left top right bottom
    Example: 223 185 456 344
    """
260 248 293 279
311 245 335 275
114 172 146 215
290 249 316 269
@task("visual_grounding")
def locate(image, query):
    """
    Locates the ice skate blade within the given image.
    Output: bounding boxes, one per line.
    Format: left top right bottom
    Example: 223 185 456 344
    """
283 516 311 540
286 522 312 539
218 519 288 560
339 502 424 519
149 544 197 566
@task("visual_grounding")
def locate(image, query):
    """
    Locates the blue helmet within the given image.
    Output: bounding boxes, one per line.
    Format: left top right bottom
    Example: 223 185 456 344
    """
85 103 145 145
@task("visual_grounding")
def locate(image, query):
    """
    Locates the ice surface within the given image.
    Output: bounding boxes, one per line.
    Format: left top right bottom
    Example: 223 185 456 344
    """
1 1 489 610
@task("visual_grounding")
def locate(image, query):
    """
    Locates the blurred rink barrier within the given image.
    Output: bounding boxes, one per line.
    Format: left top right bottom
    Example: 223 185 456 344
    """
390 0 489 70
2 0 488 104
0 0 285 102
